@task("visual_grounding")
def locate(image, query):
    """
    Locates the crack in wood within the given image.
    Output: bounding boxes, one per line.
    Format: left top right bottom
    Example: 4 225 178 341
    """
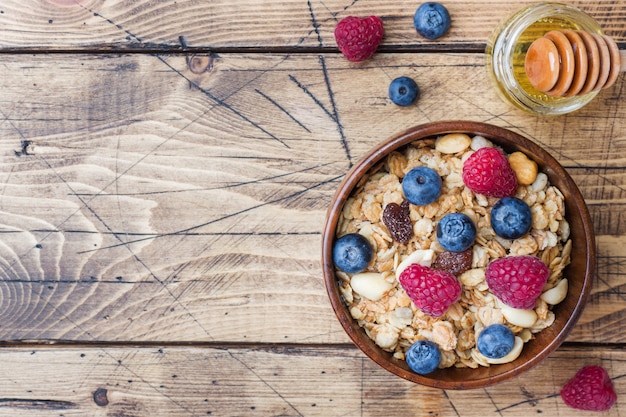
0 398 78 410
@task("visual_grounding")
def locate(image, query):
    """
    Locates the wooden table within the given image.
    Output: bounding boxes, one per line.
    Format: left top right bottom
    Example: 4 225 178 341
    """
0 1 624 415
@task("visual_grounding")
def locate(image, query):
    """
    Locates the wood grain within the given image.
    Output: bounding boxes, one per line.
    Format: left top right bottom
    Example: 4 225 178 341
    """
0 52 624 343
0 0 625 414
0 344 622 416
0 0 624 51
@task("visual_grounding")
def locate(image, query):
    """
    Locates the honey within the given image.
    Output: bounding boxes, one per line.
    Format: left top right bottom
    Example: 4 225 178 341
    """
486 3 603 115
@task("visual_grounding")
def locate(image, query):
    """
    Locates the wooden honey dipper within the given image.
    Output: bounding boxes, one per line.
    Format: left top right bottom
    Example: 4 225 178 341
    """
525 29 625 97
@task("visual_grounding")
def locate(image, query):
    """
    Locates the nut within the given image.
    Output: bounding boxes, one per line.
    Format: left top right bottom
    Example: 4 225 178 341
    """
541 279 568 305
395 249 434 279
351 273 393 301
509 151 539 185
435 133 472 154
501 305 538 328
470 135 493 151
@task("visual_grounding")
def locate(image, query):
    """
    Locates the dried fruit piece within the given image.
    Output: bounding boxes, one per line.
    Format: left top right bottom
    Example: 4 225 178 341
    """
432 248 473 276
383 201 413 243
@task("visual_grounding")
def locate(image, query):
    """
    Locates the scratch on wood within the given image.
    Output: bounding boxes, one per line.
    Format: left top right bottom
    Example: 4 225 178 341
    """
84 6 143 44
255 89 311 133
0 398 78 410
519 385 539 407
495 392 560 412
80 174 343 252
287 62 351 165
153 55 290 148
442 390 461 417
483 388 504 416
227 351 304 417
73 161 336 197
307 0 323 47
288 74 335 121
318 55 351 166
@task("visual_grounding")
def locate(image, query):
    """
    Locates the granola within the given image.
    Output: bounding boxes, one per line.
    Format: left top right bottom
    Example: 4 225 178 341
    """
335 134 571 369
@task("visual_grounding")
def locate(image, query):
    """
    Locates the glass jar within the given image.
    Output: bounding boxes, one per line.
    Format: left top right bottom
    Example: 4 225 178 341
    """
486 3 604 115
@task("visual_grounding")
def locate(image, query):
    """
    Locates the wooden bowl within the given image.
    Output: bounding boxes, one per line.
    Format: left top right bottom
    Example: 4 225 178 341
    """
322 121 595 389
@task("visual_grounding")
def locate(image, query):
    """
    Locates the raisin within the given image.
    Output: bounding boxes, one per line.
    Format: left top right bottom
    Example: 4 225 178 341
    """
383 201 413 243
432 248 473 276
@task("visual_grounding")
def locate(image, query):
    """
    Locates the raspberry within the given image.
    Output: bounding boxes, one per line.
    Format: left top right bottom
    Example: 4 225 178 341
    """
462 147 518 198
561 366 617 411
485 255 549 309
398 264 461 317
334 16 384 62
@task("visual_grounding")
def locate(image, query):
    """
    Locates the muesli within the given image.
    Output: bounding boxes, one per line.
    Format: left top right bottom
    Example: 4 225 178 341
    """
334 133 571 369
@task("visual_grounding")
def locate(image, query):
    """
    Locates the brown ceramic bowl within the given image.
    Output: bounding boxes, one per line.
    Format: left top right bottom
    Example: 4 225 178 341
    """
322 121 594 389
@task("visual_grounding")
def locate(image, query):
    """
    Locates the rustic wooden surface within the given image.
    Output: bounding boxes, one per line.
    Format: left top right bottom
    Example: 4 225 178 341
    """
0 0 625 416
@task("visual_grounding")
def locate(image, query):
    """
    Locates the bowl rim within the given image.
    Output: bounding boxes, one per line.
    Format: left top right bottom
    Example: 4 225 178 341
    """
321 120 595 389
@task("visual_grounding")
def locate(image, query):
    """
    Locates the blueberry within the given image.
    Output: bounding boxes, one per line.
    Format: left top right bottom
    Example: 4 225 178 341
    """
389 76 420 106
406 340 441 374
402 167 442 206
332 233 373 274
436 213 476 252
414 2 451 40
491 197 532 239
477 324 515 359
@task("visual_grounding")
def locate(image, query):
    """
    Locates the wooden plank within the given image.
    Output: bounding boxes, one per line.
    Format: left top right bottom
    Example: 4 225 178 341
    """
0 52 624 343
0 0 624 51
0 344 623 416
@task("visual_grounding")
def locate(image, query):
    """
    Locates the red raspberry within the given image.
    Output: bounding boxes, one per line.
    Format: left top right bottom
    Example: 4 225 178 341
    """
462 147 517 198
334 16 384 62
561 366 617 411
485 255 549 309
398 264 461 317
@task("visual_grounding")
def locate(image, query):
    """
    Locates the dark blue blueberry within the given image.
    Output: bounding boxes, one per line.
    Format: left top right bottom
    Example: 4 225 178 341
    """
436 213 476 252
406 340 441 374
402 166 442 206
414 2 451 40
491 197 532 239
477 324 515 359
389 76 420 106
332 233 373 274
